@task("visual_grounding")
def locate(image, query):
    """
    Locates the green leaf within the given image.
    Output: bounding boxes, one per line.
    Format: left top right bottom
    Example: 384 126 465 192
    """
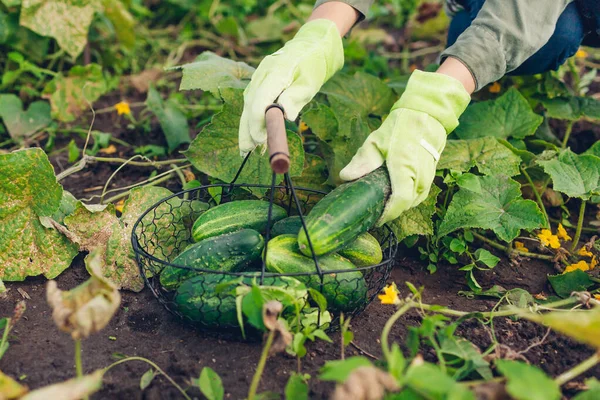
455 88 543 140
438 174 545 242
284 373 309 400
307 288 328 312
402 362 476 400
539 96 600 121
388 184 441 242
20 0 103 58
1 0 21 6
176 51 255 94
437 137 521 176
496 360 561 400
67 139 80 163
474 248 500 268
183 89 304 197
102 0 135 49
145 87 190 152
242 284 265 330
439 336 492 381
43 64 110 122
388 343 405 381
584 141 600 158
139 369 155 390
548 270 594 298
198 367 224 400
537 149 600 200
319 357 372 383
573 379 600 400
0 95 51 142
0 148 79 281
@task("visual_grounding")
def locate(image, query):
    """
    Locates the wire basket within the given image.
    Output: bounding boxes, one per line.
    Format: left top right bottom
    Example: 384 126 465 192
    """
131 105 398 332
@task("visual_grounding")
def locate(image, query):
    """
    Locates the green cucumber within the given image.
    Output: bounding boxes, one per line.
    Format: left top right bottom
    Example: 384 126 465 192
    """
173 273 303 327
192 200 287 242
338 232 383 267
271 216 303 236
297 168 390 256
160 229 264 290
265 235 367 312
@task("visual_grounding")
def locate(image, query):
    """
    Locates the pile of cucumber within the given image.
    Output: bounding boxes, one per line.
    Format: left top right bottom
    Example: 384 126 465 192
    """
160 168 391 326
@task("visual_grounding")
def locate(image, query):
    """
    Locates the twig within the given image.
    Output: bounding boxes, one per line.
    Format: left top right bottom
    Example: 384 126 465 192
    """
350 341 378 360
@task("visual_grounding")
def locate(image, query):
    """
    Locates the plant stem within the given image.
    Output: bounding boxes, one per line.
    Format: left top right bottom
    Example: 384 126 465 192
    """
74 339 88 400
562 121 574 149
248 330 275 400
103 357 191 400
555 351 600 386
380 303 412 362
472 232 554 261
570 200 587 252
101 173 174 204
171 163 189 200
0 318 11 361
92 156 187 167
521 166 550 228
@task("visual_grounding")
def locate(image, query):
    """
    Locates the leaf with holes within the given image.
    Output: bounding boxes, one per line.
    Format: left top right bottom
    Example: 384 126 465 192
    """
0 94 51 142
0 148 79 281
388 184 441 242
438 137 521 176
145 86 191 152
438 174 545 242
537 149 600 200
455 88 543 140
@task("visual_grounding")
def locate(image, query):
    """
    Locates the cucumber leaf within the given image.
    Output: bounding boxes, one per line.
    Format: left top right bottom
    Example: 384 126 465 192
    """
548 270 594 298
537 149 600 200
455 88 543 140
438 137 521 176
538 95 600 121
0 94 51 142
0 148 79 281
496 360 561 400
438 174 545 242
145 86 191 152
388 184 441 242
584 141 600 158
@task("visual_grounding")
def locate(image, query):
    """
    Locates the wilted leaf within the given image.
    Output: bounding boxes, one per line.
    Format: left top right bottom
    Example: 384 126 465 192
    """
102 0 135 49
537 149 600 200
0 148 78 281
331 366 398 400
176 51 255 93
0 370 28 398
43 64 110 122
139 369 156 390
0 94 51 141
539 96 600 121
548 270 594 298
146 86 190 152
183 88 304 197
20 370 103 400
388 184 440 242
20 0 102 58
438 174 545 242
438 137 521 176
455 88 543 140
197 367 224 400
523 307 600 349
496 360 561 400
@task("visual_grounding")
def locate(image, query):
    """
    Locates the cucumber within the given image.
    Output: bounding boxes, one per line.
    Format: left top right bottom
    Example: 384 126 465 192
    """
271 216 303 236
192 200 287 242
160 229 264 291
173 273 303 328
265 235 367 312
297 168 390 256
338 232 383 267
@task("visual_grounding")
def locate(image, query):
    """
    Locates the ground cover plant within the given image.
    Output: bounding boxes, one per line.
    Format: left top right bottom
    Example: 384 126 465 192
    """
1 0 600 398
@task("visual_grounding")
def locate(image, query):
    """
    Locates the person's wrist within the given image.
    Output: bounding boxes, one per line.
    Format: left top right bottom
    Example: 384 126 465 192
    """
436 57 476 94
308 1 360 36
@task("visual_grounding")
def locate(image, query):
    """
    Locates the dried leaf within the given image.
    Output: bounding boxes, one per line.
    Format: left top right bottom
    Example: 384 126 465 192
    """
0 370 28 399
331 366 398 400
20 370 103 400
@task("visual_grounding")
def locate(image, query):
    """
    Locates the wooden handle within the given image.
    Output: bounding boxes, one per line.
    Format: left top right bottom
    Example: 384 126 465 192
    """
265 105 290 174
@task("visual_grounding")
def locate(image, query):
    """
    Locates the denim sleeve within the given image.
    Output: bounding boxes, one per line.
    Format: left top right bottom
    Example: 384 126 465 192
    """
441 0 574 91
313 0 373 21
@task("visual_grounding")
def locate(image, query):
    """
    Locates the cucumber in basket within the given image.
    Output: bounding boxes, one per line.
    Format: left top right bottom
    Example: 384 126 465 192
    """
338 232 383 267
270 216 303 237
160 229 264 291
265 234 367 312
297 168 390 257
192 200 287 242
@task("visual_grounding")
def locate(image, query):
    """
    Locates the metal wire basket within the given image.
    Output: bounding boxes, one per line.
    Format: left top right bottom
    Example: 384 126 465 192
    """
131 104 398 331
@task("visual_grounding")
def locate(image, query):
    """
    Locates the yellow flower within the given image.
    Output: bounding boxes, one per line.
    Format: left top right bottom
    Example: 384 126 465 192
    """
114 101 131 115
514 241 529 252
299 121 309 133
489 81 501 93
594 294 600 301
592 255 598 270
537 229 560 249
114 199 125 214
563 260 590 274
578 247 593 257
557 224 572 241
99 144 117 155
378 283 400 305
576 49 588 58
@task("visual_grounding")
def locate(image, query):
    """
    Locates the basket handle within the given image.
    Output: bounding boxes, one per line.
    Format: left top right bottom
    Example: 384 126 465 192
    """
265 104 290 174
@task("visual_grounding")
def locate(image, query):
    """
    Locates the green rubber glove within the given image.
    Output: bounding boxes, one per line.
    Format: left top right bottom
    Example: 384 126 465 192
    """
339 70 471 225
239 19 344 155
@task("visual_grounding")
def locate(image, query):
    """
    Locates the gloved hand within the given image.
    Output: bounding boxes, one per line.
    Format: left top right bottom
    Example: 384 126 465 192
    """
339 70 471 225
239 19 344 155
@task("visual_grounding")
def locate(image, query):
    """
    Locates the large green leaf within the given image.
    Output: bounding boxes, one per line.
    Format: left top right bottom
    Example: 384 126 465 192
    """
438 174 545 242
537 149 600 200
42 64 110 122
145 87 190 152
0 148 78 281
183 89 304 197
176 51 255 94
496 360 561 400
20 0 102 58
539 96 600 121
548 270 594 298
455 88 543 140
584 141 600 158
438 137 521 176
0 94 51 141
388 184 441 242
